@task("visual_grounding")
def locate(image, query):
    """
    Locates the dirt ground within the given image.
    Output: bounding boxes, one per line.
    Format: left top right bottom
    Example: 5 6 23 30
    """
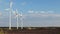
0 27 60 34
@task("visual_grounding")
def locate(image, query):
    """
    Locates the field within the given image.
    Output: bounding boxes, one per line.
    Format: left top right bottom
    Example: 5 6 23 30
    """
0 27 60 34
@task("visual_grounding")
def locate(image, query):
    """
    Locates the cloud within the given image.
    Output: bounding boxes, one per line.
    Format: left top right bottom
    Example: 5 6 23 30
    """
23 13 60 27
0 10 60 27
0 13 60 27
27 10 58 17
23 15 60 27
40 11 54 14
47 11 54 13
40 11 45 13
28 10 54 14
28 10 34 13
27 13 60 18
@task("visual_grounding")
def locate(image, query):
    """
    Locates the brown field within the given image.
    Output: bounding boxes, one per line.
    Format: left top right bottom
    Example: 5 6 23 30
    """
0 27 60 34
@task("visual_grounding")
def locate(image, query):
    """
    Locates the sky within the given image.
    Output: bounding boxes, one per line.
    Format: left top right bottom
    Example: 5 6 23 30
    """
0 0 60 27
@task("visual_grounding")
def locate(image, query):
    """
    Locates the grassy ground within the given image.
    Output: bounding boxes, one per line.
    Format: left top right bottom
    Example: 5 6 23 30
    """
0 27 60 34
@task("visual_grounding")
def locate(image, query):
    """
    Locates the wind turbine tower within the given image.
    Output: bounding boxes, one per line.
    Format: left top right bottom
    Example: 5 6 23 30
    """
16 9 19 29
20 12 23 29
9 1 13 30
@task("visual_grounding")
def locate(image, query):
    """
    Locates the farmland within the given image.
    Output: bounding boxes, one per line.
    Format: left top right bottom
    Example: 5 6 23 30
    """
0 27 60 34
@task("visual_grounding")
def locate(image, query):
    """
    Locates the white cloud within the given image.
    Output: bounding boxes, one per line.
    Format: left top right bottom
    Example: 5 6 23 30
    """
28 10 54 14
23 13 60 27
23 14 60 27
47 11 54 13
28 10 34 13
27 10 58 17
40 11 54 14
0 12 60 27
25 12 60 18
0 10 60 27
40 11 46 13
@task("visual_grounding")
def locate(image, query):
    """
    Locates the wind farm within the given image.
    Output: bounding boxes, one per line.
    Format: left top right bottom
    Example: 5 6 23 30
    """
4 0 23 29
0 0 60 34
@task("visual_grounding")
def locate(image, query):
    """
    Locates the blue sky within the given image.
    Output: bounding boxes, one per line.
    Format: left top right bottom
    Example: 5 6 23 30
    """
12 0 60 14
0 0 60 27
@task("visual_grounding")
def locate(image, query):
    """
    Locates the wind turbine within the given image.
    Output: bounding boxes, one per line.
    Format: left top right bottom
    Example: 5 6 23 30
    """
16 9 19 29
13 9 19 29
9 1 13 30
19 11 23 29
13 10 24 29
21 12 24 29
5 1 13 30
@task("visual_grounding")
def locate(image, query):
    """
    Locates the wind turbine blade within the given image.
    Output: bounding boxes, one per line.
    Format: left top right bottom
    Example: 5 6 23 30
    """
5 8 10 11
10 2 13 8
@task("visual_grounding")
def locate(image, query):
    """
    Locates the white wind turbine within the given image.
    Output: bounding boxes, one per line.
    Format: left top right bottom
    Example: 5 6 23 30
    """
13 10 24 29
5 1 13 30
17 11 23 29
16 9 19 29
13 9 19 29
9 1 13 30
20 12 23 29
